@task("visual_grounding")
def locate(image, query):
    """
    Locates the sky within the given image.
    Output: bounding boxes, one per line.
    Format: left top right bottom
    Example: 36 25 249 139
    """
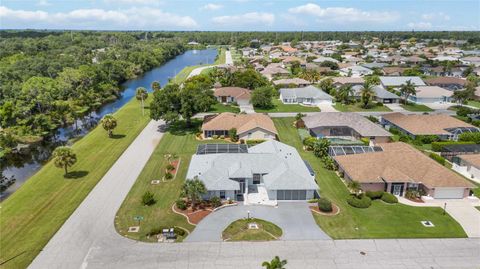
0 0 479 31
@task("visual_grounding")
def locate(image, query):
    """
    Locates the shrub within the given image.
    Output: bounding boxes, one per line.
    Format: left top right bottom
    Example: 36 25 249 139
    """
165 172 173 180
303 137 317 150
411 139 423 146
166 164 175 171
246 139 266 146
459 132 480 144
381 192 398 204
210 196 222 208
360 137 370 146
429 152 446 165
398 135 410 142
431 141 475 152
212 135 219 139
307 198 319 203
176 199 187 210
347 194 372 208
416 135 440 144
142 191 156 206
322 156 337 170
456 106 474 117
375 102 384 107
388 127 401 135
228 128 238 142
366 115 379 123
173 227 186 237
317 197 333 212
313 138 330 158
366 190 384 200
219 135 225 139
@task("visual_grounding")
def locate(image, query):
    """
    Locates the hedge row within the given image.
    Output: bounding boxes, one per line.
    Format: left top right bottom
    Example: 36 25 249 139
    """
429 152 446 165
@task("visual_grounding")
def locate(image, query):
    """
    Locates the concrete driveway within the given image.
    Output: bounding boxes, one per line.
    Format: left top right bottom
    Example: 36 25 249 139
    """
185 202 330 242
239 103 255 114
385 103 407 112
318 103 338 112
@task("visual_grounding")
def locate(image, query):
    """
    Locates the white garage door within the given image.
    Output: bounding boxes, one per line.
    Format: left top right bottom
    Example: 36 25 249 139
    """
434 188 465 199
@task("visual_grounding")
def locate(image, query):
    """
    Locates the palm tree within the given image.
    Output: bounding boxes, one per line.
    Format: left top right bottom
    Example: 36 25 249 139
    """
319 78 334 94
181 177 207 209
337 85 354 104
135 87 149 116
360 82 376 108
100 114 117 138
399 80 416 104
151 81 161 92
348 181 362 197
262 256 287 269
52 146 77 176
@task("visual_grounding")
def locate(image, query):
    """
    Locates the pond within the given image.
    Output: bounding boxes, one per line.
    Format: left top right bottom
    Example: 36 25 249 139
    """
0 48 218 200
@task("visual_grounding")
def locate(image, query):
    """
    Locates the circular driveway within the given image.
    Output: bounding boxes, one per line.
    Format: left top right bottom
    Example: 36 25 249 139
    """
185 202 330 242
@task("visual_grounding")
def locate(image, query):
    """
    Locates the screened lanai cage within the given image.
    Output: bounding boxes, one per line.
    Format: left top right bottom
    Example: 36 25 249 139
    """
328 145 383 156
445 127 480 141
196 144 248 155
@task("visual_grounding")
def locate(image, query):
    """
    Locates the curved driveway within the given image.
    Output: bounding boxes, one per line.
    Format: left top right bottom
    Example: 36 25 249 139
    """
185 203 330 242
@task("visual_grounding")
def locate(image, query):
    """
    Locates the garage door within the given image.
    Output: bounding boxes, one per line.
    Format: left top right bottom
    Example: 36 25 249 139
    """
434 188 465 199
277 190 307 200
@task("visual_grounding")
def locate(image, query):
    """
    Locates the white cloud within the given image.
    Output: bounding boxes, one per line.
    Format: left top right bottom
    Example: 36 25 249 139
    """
0 6 198 29
36 0 51 7
104 0 163 5
288 3 399 23
201 3 222 11
407 21 432 30
212 12 274 26
421 12 450 21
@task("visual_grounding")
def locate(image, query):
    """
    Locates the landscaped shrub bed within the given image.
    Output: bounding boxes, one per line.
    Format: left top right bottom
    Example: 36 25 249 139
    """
317 197 333 212
429 152 446 165
347 195 372 208
381 192 398 204
366 190 384 200
246 139 266 146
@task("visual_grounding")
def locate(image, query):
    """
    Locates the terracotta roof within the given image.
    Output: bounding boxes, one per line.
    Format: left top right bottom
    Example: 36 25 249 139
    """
415 86 453 98
273 78 311 86
202 113 278 135
332 77 364 85
335 142 475 188
424 77 467 86
279 46 297 53
382 113 474 136
458 154 480 168
382 67 407 75
214 87 251 100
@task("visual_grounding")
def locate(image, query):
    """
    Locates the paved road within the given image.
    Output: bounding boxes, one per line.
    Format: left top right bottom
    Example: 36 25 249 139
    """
186 203 330 242
29 120 166 269
187 50 233 79
225 50 233 65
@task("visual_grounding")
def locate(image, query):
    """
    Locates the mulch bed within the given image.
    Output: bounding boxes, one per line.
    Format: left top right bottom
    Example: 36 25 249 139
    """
406 197 424 203
168 159 180 176
310 204 340 216
173 203 214 225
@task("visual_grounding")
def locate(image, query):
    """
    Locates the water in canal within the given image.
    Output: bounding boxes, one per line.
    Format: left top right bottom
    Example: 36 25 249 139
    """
1 48 218 200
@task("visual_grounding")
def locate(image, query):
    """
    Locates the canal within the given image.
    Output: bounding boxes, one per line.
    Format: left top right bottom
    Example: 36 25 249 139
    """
1 48 218 200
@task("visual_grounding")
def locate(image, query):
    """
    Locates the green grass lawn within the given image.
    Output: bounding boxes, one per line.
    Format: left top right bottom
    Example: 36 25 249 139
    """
0 99 152 269
222 218 282 241
208 103 240 113
272 117 467 239
254 99 321 113
115 120 230 242
333 102 392 112
467 100 480 108
400 103 434 112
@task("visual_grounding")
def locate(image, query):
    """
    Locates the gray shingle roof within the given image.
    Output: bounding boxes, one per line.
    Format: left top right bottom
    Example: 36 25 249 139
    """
186 141 318 191
303 112 392 137
351 85 400 99
279 85 333 100
379 76 426 87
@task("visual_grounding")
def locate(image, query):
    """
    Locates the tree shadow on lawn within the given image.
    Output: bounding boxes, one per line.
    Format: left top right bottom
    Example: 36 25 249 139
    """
165 120 202 136
64 170 89 179
110 134 126 139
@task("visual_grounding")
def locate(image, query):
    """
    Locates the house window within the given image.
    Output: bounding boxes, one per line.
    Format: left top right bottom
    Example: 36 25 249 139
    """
248 132 252 139
220 191 226 199
263 133 269 138
253 174 261 184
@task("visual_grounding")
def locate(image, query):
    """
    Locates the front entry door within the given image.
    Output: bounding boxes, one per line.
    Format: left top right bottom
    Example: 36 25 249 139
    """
392 184 403 196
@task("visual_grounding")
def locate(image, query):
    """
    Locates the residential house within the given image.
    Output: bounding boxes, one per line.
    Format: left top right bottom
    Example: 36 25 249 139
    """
452 154 480 183
351 85 400 104
302 112 392 144
334 142 475 199
339 65 373 77
273 78 311 88
214 87 251 105
424 77 466 91
382 67 407 76
279 85 333 105
332 77 364 87
409 86 453 103
313 56 339 64
202 113 278 141
379 76 426 89
186 140 319 202
381 112 479 141
260 66 290 80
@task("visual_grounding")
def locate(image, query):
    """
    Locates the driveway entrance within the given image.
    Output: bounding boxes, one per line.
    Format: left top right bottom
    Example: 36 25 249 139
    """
317 103 337 112
185 202 330 242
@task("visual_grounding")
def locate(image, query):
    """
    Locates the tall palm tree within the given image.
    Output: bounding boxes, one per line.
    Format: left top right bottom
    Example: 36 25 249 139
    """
337 85 354 104
52 146 77 176
151 81 161 92
136 87 149 116
360 82 376 108
319 78 334 94
262 256 287 269
181 177 207 209
399 80 416 104
100 114 117 138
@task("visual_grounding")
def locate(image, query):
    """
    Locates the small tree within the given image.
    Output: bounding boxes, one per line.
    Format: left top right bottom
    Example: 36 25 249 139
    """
262 256 287 269
142 191 156 206
360 82 375 108
313 138 330 158
52 146 77 176
348 181 362 197
100 114 117 138
319 78 334 94
251 86 274 109
228 128 238 142
181 177 207 209
399 80 416 104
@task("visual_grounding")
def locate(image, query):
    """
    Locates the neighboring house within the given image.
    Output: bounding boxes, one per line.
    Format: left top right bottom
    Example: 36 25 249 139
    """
214 87 251 105
452 154 480 183
381 112 479 140
260 67 290 80
362 62 388 69
409 86 453 103
461 56 480 67
382 67 407 76
273 78 311 88
312 56 339 64
351 85 400 104
424 77 467 91
302 112 392 144
339 65 373 77
332 77 364 87
202 113 278 140
334 142 475 199
279 85 333 105
379 76 426 88
186 140 319 202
